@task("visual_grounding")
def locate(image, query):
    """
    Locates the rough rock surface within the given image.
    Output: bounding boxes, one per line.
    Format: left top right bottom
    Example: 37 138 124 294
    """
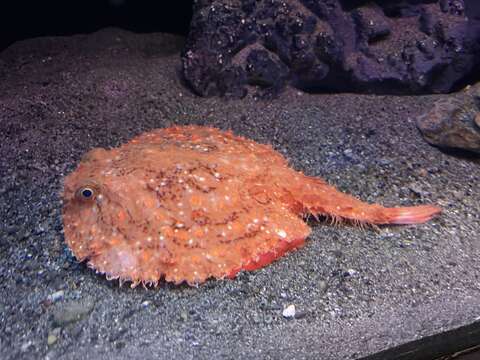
417 83 480 154
1 29 480 360
182 0 480 98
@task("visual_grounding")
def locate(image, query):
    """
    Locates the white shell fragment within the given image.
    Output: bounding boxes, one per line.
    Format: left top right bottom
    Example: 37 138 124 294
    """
282 304 296 318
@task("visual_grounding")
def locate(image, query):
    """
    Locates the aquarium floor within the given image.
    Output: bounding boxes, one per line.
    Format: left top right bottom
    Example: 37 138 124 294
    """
1 29 479 360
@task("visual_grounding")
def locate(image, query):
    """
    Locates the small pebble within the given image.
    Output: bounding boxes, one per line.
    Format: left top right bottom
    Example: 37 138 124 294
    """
378 158 391 166
47 334 57 346
282 304 296 318
52 298 94 326
21 341 33 352
416 168 428 177
318 280 328 292
345 269 357 277
408 184 424 197
47 290 65 303
180 311 188 321
452 190 464 201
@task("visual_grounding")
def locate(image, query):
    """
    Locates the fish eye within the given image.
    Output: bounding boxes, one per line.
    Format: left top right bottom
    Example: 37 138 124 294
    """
77 187 95 200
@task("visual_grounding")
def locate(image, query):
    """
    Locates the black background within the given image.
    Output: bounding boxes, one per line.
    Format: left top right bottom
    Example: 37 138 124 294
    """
0 0 193 51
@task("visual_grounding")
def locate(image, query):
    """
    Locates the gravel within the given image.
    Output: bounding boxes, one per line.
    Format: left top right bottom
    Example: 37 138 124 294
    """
0 28 479 360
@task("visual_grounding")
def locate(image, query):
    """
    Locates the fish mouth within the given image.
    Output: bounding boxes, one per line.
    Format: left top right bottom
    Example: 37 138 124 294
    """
87 243 139 281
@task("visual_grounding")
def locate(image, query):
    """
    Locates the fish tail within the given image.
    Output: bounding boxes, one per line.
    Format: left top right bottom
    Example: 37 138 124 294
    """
294 177 441 225
379 205 442 225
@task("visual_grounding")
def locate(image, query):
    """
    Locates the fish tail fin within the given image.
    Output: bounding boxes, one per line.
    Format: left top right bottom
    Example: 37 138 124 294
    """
292 177 441 225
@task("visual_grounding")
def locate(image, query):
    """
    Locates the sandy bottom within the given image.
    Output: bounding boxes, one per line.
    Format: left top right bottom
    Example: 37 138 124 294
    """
0 28 479 360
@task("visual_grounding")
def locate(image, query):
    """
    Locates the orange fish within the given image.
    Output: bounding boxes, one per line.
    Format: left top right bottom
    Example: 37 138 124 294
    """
62 126 441 287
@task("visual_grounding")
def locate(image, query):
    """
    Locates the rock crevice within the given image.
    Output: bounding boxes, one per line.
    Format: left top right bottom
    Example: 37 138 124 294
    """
182 0 480 97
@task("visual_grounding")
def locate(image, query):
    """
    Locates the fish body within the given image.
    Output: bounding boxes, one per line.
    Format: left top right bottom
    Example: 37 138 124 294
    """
62 126 441 286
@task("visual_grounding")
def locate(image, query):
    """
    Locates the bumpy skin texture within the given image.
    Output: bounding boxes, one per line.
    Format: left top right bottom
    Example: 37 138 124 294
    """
62 126 441 286
182 0 480 98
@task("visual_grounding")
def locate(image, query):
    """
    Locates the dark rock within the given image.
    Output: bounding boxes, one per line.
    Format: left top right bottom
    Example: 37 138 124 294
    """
246 49 289 91
182 0 480 97
416 83 480 154
352 4 391 43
